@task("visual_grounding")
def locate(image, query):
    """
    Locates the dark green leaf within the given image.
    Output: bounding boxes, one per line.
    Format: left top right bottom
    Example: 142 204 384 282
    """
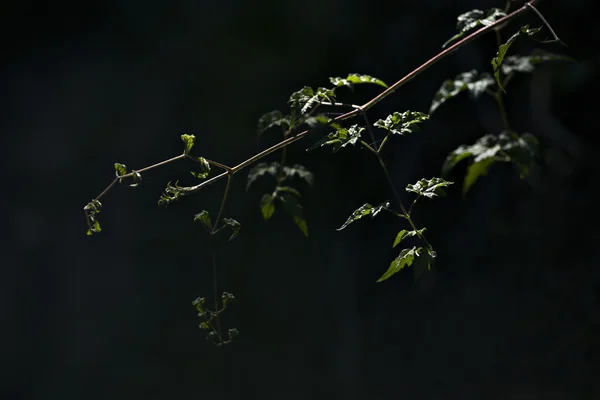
280 194 309 237
288 86 336 114
406 178 453 198
413 248 437 282
260 194 275 220
275 186 301 197
329 73 388 89
392 228 427 248
246 162 280 190
307 124 365 152
377 247 422 282
374 111 430 135
221 218 241 241
430 70 495 113
192 296 206 313
191 157 211 179
228 328 239 339
492 25 542 91
114 162 127 178
222 292 235 307
258 110 291 134
199 322 210 330
282 164 314 186
158 181 185 207
443 8 507 48
181 134 196 155
501 49 574 75
463 157 495 196
337 202 390 231
303 114 343 131
194 210 213 230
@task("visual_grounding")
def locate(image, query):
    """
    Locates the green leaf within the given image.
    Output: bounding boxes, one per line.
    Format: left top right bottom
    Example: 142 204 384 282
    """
329 73 388 89
221 218 241 241
443 8 507 48
430 70 495 113
260 194 275 220
228 328 239 339
280 194 309 237
199 322 210 330
192 296 206 313
413 248 437 282
501 50 574 75
492 25 542 91
194 210 213 230
114 162 127 178
337 202 390 231
181 134 196 155
246 162 280 190
374 111 430 135
275 186 301 197
158 181 185 207
288 86 336 114
303 114 343 131
463 157 495 196
307 124 365 152
281 164 314 186
392 228 427 248
84 199 102 236
406 178 453 198
258 110 291 134
191 157 211 179
129 170 142 187
222 292 235 307
377 247 422 282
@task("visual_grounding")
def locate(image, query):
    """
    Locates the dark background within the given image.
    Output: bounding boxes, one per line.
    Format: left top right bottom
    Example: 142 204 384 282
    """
3 0 599 398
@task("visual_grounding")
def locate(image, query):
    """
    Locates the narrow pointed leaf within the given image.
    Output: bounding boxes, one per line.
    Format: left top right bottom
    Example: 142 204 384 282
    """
330 73 388 89
374 111 429 135
377 247 421 283
443 8 507 48
492 25 542 91
430 70 494 113
406 178 453 198
392 228 427 248
337 202 390 231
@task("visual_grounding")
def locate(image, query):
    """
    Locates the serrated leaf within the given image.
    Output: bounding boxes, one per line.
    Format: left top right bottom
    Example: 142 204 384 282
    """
258 110 291 134
191 157 211 179
246 162 280 190
492 25 542 91
282 164 314 186
392 228 427 248
329 73 388 89
307 124 365 153
430 70 495 113
443 8 507 48
130 170 142 187
501 50 574 75
260 194 275 220
377 247 421 282
194 210 212 230
406 178 453 198
279 194 309 237
413 248 437 282
221 218 241 241
288 86 336 114
181 134 196 155
374 111 430 135
337 202 390 231
114 163 127 178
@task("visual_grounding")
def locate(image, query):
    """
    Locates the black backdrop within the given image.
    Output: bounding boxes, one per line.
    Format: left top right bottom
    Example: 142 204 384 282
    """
3 0 600 398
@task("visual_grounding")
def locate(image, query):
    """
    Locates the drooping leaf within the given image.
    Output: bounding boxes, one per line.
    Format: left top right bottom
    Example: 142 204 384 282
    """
307 124 365 152
158 181 185 206
392 228 427 248
377 247 422 283
303 114 343 131
373 111 430 135
337 202 390 231
221 218 241 241
406 178 453 198
114 162 127 178
191 157 211 179
260 194 275 220
194 210 213 230
84 199 102 236
501 50 574 75
429 70 495 113
443 8 507 48
289 86 336 114
246 162 280 190
281 164 314 186
181 134 196 155
274 186 301 197
492 25 542 91
413 248 437 282
329 73 388 89
463 157 495 196
257 110 291 134
130 170 142 187
280 194 309 237
192 296 206 313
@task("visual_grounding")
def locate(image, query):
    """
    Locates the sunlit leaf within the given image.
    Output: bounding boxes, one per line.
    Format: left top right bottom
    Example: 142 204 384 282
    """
392 228 427 248
377 247 422 282
289 86 336 114
84 199 102 236
246 162 280 190
307 124 365 152
501 50 574 75
260 194 275 220
330 73 388 89
406 178 453 198
430 70 495 113
221 218 241 241
194 210 213 230
258 110 291 134
337 202 390 231
158 181 185 206
492 25 542 91
443 8 507 48
280 194 309 237
130 170 142 187
191 157 211 179
114 163 127 178
192 296 206 313
374 111 429 135
181 134 196 155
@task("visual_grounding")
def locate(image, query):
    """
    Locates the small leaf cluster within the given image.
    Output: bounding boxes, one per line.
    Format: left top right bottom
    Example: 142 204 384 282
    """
194 209 241 241
193 293 238 346
84 199 102 236
114 162 142 187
